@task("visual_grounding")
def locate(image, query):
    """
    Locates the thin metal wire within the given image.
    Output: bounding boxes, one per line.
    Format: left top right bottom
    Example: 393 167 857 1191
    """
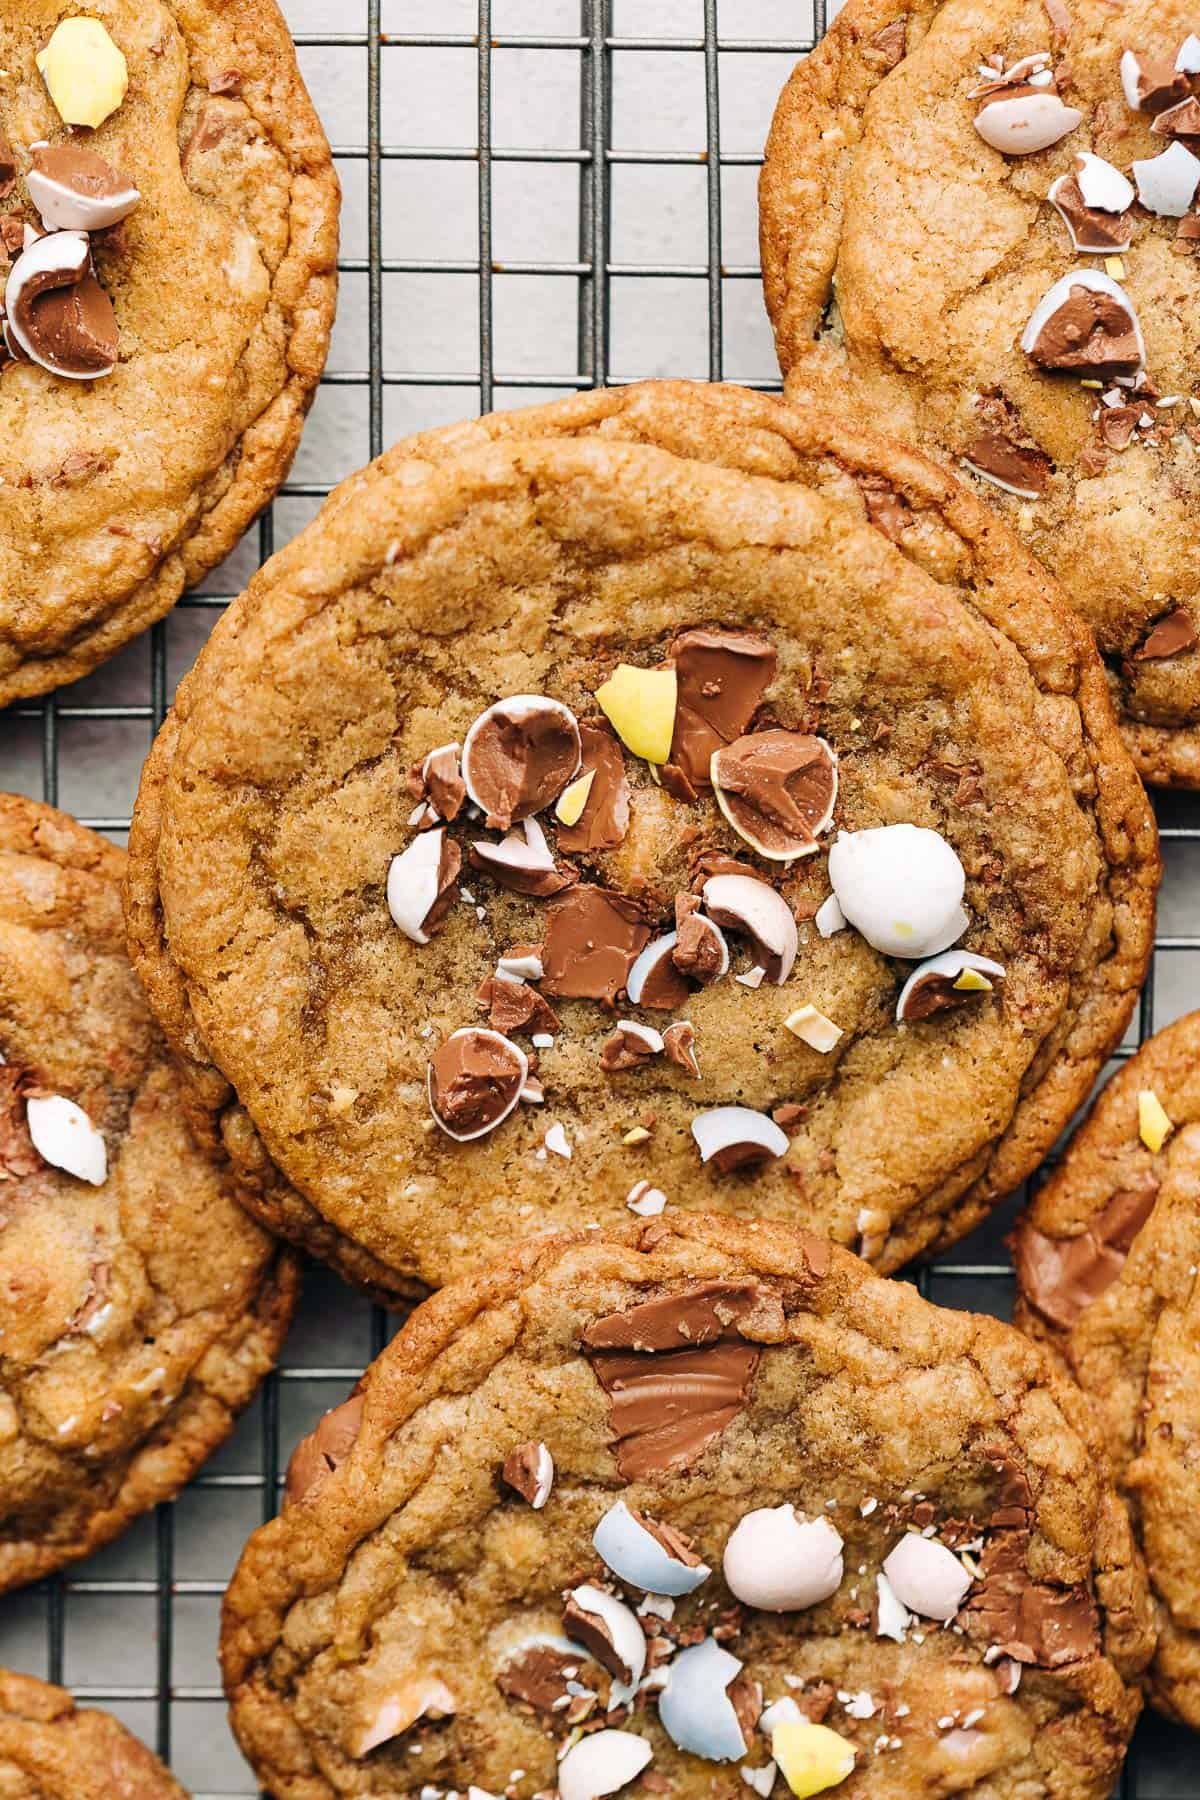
17 5 1173 1795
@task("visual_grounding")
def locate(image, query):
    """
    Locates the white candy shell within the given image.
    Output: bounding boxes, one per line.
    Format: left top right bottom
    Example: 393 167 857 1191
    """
760 1697 803 1734
426 1029 528 1142
722 1507 844 1612
387 828 451 945
593 1500 711 1597
558 1730 653 1800
1074 151 1136 213
701 874 798 985
874 1571 912 1642
27 163 140 231
1132 141 1200 217
814 894 846 938
882 1534 972 1622
895 951 1007 1024
974 92 1082 155
5 230 112 379
462 696 581 820
1120 49 1145 111
1178 35 1200 75
691 1106 789 1168
26 1094 107 1185
826 825 967 960
565 1585 646 1706
625 932 679 1006
1019 269 1145 368
658 1639 749 1762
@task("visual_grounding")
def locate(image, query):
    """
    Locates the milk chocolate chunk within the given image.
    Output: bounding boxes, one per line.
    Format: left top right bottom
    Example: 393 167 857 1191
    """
1133 607 1197 661
285 1392 365 1506
964 430 1054 497
0 1066 44 1179
584 1283 766 1479
428 1028 527 1140
556 722 630 854
868 18 907 68
498 1646 587 1716
1012 1178 1159 1332
501 1440 554 1508
855 472 911 543
0 131 15 200
410 743 466 823
958 1530 1099 1666
1025 281 1142 374
1100 406 1140 452
664 628 778 792
461 697 582 831
5 231 118 379
600 1022 662 1072
1125 51 1190 115
540 885 651 1004
476 973 561 1037
711 731 837 860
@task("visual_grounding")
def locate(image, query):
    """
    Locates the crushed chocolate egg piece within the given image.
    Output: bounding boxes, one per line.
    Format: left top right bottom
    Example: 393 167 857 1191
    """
664 628 778 794
1048 153 1134 254
556 721 630 853
868 18 907 69
1022 272 1143 374
1133 607 1198 660
1153 95 1200 137
469 817 577 898
896 952 1006 1024
601 1020 665 1072
663 1020 700 1077
1012 1176 1159 1331
1121 47 1190 115
692 1105 790 1174
501 1439 554 1508
285 1391 365 1506
963 430 1054 498
427 1027 528 1141
958 1529 1099 1667
26 143 140 233
4 230 118 379
583 1283 765 1479
855 472 912 542
461 696 581 830
0 131 15 200
541 885 651 1004
627 932 692 1010
712 731 837 861
409 742 465 823
387 828 462 945
672 894 728 985
498 1643 590 1717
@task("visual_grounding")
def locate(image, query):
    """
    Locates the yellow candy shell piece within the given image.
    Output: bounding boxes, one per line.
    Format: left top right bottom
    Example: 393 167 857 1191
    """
772 1720 856 1798
555 768 596 827
37 18 129 130
1138 1088 1173 1154
953 969 993 993
595 664 677 765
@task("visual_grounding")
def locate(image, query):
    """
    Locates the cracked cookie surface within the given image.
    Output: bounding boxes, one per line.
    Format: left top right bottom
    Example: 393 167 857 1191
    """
0 0 338 705
221 1213 1154 1800
123 381 1157 1298
1013 1010 1200 1727
761 0 1200 784
0 794 299 1590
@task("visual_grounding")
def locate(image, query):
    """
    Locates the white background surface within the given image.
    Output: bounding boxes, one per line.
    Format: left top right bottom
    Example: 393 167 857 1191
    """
0 3 1193 1794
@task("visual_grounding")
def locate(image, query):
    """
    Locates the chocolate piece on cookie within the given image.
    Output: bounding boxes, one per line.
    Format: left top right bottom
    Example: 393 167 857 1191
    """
0 1668 186 1798
0 1 338 705
125 381 1157 1297
221 1215 1154 1798
761 0 1200 784
0 795 298 1590
1012 1010 1200 1725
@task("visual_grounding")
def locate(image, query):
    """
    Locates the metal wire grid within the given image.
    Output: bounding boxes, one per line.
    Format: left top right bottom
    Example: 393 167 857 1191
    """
0 0 1196 1792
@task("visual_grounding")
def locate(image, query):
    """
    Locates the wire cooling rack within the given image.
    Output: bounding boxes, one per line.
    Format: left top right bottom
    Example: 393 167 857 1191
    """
0 1 1197 1793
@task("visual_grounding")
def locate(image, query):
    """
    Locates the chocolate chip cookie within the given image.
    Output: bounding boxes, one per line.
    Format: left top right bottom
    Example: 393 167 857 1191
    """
0 1668 186 1798
123 381 1157 1298
761 0 1200 784
1013 1009 1200 1726
0 794 299 1589
221 1213 1154 1799
0 1 338 705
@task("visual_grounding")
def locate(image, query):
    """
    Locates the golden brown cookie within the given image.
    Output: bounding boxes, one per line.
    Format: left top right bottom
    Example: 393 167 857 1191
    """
1012 1010 1200 1726
0 794 299 1590
221 1214 1154 1800
0 1 338 705
760 0 1200 784
124 381 1158 1299
0 1669 186 1798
